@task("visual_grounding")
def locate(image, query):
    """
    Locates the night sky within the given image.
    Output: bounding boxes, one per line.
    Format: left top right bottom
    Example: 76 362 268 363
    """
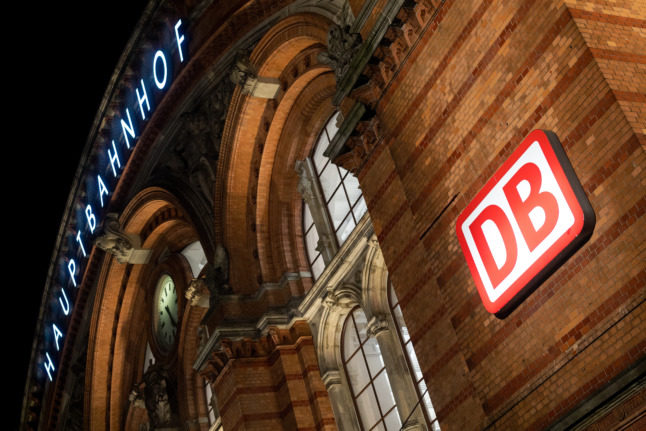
11 2 148 428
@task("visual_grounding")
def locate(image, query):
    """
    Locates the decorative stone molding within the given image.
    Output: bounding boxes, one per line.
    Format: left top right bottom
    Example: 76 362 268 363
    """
366 314 390 338
321 370 343 390
318 22 363 84
94 213 151 264
230 54 281 99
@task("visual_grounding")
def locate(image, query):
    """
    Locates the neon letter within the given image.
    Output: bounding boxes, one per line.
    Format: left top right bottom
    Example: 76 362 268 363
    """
121 108 136 149
68 259 77 287
53 324 63 351
503 163 559 251
108 140 121 177
153 50 168 89
97 175 110 207
76 231 87 257
85 205 96 233
136 79 151 120
59 287 70 316
469 205 518 288
175 20 186 62
44 352 55 381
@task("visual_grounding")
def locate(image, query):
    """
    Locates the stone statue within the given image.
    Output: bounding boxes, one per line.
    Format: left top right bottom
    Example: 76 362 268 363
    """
94 213 150 264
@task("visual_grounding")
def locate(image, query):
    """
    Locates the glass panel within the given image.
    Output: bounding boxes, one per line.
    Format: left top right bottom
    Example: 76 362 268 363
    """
355 388 381 430
343 173 362 206
339 165 350 180
384 408 402 431
352 195 368 221
303 202 313 229
343 320 362 359
305 226 319 263
346 351 371 395
363 337 385 377
393 305 409 342
431 420 441 431
422 390 436 420
325 111 340 140
328 186 351 229
370 421 386 431
311 254 324 280
353 309 369 342
373 370 396 413
208 408 216 426
336 213 356 245
318 163 341 200
313 133 330 174
406 341 424 381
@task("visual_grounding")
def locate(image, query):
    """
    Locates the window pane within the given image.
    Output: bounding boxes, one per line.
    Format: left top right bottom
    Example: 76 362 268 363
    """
305 226 319 263
406 341 423 381
384 408 402 431
346 351 370 395
352 195 367 221
313 134 330 174
343 321 362 358
371 422 386 431
318 163 341 200
355 388 381 430
343 173 362 207
325 111 340 140
311 254 324 280
373 370 396 413
336 213 356 245
353 309 369 343
303 202 313 229
363 337 385 377
328 186 351 229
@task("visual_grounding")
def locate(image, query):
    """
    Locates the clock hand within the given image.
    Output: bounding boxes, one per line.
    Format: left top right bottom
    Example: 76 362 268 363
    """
165 305 178 328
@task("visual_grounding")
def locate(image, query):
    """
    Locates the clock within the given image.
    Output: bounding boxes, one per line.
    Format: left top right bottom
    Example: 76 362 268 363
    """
153 274 179 352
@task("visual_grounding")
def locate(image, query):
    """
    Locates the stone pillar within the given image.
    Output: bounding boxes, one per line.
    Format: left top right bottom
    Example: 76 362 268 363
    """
322 370 361 431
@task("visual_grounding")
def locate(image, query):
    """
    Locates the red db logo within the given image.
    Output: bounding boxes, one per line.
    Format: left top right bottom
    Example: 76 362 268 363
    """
456 130 595 317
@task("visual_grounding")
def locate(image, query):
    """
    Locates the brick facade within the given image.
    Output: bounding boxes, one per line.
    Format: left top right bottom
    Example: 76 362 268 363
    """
22 0 644 430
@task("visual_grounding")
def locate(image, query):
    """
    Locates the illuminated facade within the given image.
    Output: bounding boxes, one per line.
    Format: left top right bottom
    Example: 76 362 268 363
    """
21 0 645 430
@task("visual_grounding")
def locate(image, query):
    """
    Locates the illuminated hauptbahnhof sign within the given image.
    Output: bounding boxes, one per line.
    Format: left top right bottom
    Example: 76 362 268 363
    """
41 19 187 382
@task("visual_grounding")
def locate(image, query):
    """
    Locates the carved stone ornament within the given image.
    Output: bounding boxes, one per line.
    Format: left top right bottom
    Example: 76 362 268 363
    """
366 314 389 338
318 22 363 83
130 364 179 429
185 278 210 308
230 54 280 99
94 213 151 264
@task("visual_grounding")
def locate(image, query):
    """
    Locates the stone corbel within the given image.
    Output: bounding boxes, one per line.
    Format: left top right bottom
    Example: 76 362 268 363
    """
366 314 390 338
230 55 280 99
185 278 210 308
94 213 151 264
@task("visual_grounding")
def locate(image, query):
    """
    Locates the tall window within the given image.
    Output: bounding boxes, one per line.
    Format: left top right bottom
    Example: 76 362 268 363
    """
389 287 440 431
342 308 401 430
302 112 367 280
204 379 223 431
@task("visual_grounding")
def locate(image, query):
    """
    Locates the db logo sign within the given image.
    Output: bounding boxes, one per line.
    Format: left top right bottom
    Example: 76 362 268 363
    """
456 130 595 317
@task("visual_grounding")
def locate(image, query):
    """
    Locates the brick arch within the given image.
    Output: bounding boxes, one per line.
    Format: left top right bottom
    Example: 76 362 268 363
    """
86 187 202 431
223 12 337 298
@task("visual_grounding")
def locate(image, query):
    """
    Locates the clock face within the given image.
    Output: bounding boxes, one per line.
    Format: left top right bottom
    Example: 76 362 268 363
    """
154 274 178 352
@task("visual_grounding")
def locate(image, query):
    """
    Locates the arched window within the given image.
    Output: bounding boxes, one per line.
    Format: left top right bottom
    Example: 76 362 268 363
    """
342 307 401 430
389 286 440 431
300 112 367 280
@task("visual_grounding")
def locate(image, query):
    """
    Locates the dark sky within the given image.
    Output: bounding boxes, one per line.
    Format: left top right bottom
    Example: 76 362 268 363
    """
10 2 148 428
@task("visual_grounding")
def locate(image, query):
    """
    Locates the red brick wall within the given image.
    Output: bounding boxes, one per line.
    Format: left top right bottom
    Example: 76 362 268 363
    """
356 0 646 429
